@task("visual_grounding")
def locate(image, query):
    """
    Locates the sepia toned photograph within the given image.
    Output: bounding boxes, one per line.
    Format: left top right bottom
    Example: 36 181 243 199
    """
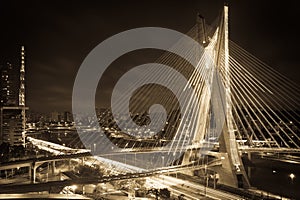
0 1 299 199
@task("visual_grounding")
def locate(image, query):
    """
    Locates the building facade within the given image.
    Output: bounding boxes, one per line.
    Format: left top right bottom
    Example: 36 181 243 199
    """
0 46 27 146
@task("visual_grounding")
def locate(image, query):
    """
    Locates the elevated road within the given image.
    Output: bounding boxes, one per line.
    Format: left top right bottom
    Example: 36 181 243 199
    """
239 146 300 153
0 194 91 200
0 152 91 171
0 160 221 193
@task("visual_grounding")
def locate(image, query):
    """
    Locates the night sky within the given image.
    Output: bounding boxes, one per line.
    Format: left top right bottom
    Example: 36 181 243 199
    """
0 0 299 113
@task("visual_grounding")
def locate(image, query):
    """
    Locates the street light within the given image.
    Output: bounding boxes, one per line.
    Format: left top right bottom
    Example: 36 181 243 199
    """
162 156 165 184
93 143 96 152
204 164 208 196
289 173 295 184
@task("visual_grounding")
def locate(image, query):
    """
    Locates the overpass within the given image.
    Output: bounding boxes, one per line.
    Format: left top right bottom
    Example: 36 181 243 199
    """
0 159 221 194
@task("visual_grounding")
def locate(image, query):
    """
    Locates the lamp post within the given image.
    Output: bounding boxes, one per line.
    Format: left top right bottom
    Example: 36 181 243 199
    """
162 156 165 184
204 164 207 196
289 173 295 184
93 143 96 153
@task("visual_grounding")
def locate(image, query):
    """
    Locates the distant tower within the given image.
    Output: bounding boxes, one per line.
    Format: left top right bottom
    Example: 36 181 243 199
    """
19 46 26 146
19 46 25 106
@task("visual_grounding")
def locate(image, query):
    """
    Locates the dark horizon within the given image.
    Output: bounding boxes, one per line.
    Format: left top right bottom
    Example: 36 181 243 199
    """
0 0 299 113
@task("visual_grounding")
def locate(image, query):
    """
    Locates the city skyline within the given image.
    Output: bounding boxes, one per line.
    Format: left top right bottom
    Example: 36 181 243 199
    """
0 2 300 199
0 0 299 113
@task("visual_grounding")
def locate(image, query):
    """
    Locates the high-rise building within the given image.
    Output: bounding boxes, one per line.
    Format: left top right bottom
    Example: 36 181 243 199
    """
51 111 59 122
0 46 27 146
0 62 19 106
64 111 73 122
0 107 24 146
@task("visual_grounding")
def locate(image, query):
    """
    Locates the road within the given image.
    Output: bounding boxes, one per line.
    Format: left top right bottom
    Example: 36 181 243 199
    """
147 175 245 200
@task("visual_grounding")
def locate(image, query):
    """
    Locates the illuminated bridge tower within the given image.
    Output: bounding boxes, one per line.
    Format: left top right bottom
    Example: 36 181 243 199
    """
182 5 250 189
212 5 250 188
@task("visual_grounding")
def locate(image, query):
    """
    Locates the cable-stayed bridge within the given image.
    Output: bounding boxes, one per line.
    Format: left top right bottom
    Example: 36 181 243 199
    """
1 5 299 198
74 5 299 189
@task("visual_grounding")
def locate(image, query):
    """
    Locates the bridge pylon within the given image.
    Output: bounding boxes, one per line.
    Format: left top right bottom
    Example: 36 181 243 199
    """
182 5 250 189
214 5 250 188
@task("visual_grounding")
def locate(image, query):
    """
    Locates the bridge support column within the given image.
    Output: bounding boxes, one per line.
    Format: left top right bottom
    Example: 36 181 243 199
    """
51 161 56 175
182 149 191 164
59 170 62 181
30 162 37 183
82 185 85 195
247 152 252 179
218 130 250 188
181 149 194 176
210 153 238 188
247 152 252 160
28 166 31 180
213 171 217 189
68 159 72 171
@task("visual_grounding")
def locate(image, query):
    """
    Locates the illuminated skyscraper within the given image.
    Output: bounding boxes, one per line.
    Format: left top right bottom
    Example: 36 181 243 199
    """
19 46 25 107
0 62 18 106
0 46 27 146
